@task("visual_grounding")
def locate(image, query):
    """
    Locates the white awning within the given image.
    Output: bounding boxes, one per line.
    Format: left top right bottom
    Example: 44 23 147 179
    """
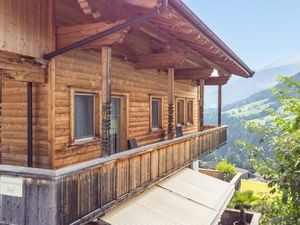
102 168 234 225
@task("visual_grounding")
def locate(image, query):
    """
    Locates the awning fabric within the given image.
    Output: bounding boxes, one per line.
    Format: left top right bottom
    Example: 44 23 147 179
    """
102 168 234 225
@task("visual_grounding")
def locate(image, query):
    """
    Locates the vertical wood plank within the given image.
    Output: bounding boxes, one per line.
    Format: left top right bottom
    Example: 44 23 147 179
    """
166 145 173 172
150 150 159 180
140 153 151 185
158 148 166 176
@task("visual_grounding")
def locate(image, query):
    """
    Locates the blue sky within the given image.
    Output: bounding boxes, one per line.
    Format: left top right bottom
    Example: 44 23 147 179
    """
182 0 300 69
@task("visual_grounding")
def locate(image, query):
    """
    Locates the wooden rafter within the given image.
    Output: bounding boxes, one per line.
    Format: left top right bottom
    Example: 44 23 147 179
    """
57 21 130 49
135 52 186 69
149 8 249 76
205 76 230 86
121 0 159 9
138 24 208 68
175 68 213 80
77 0 101 19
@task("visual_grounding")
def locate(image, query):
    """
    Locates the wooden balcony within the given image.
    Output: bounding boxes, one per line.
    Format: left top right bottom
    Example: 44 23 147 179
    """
0 126 227 225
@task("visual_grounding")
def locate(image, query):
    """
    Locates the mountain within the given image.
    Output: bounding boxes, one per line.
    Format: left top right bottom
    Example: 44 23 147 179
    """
203 73 300 169
205 62 300 108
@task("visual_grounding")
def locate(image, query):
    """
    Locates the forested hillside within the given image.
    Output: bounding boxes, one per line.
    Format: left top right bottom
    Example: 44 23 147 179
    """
203 73 300 169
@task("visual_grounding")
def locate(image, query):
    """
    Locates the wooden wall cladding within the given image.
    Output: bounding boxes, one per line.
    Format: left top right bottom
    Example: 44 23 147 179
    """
54 50 102 168
0 79 49 168
0 126 227 225
0 0 49 58
54 49 198 168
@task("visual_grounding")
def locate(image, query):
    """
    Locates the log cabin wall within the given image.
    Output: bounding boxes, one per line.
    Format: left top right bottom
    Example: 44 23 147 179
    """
0 0 49 58
1 80 49 168
54 49 198 168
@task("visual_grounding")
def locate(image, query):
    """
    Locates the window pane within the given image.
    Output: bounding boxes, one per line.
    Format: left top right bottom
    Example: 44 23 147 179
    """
152 99 159 129
177 100 184 125
74 94 94 139
111 98 121 154
187 101 193 123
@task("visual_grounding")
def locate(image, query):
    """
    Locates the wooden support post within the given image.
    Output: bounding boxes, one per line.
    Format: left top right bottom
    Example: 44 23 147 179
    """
168 68 175 140
47 0 56 169
197 85 200 132
218 85 222 127
199 79 205 131
101 46 112 156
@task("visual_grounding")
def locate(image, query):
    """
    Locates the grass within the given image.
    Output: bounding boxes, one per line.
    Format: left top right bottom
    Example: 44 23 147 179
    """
240 179 271 197
224 98 271 118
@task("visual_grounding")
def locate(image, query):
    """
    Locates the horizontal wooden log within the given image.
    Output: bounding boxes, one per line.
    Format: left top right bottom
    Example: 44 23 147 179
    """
57 21 129 49
205 76 230 85
135 52 186 69
175 68 213 80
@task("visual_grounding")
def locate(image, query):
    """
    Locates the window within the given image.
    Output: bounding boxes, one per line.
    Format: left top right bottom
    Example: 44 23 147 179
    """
176 99 185 126
74 93 95 141
70 88 101 144
187 100 193 125
150 97 162 130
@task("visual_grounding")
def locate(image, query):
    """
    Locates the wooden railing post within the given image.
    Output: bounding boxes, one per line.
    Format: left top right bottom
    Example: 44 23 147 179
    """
199 79 205 131
168 68 174 140
101 46 112 156
218 85 222 126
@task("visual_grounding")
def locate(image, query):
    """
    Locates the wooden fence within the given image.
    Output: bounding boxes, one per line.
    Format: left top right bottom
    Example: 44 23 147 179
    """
0 126 227 225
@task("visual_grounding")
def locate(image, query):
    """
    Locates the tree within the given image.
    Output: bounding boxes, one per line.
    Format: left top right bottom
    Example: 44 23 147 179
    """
230 191 260 225
237 76 300 224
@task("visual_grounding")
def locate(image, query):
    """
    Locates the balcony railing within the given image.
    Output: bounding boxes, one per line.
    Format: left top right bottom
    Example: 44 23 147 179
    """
0 126 227 225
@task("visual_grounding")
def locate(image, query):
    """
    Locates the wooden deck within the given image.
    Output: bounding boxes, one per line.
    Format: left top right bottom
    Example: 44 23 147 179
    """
0 126 227 225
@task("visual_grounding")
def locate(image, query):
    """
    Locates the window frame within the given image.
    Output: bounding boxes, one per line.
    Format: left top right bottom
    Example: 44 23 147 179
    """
186 99 194 126
70 87 101 145
150 96 163 132
176 98 185 127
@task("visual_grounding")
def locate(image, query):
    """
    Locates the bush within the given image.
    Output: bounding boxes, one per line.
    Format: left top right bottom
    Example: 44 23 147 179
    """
216 160 237 182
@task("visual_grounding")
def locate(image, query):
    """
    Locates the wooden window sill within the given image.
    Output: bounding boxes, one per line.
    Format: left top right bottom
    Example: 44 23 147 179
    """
149 129 163 134
69 138 100 147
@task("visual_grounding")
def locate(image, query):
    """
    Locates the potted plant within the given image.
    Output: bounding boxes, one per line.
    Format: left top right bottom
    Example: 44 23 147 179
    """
216 160 237 182
230 190 260 225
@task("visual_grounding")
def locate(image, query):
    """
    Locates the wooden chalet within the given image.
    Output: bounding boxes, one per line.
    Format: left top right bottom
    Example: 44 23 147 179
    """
0 0 254 224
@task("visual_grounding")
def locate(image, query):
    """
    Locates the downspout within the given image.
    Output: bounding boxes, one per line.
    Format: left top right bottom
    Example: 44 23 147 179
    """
27 82 33 167
43 0 169 60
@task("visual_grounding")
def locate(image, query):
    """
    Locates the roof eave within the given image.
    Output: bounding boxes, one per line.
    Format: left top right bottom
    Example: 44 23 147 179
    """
169 0 255 78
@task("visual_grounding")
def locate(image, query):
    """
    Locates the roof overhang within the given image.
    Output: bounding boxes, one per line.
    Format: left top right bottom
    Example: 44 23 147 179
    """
101 168 235 225
151 0 254 78
57 0 254 79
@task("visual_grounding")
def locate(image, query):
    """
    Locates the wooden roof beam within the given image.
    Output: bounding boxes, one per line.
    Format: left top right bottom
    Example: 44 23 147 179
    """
77 0 101 19
121 0 159 9
135 52 186 69
139 23 232 72
57 21 130 49
175 68 213 80
205 76 230 86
